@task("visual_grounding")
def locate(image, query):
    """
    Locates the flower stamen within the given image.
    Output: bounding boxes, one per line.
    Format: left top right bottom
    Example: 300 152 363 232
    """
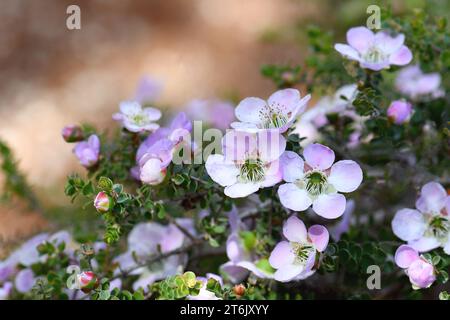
239 158 265 183
304 171 328 196
291 242 314 265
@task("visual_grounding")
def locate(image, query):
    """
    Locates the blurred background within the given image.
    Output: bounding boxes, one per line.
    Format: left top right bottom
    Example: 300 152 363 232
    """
0 0 444 248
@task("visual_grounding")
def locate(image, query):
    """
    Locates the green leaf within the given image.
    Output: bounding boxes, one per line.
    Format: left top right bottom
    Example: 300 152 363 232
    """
98 177 113 191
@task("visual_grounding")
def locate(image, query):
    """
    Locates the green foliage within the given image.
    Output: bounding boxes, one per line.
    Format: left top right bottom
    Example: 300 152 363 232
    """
0 139 39 209
152 272 204 300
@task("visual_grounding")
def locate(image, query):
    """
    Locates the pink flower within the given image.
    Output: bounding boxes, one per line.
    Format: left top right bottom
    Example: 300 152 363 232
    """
15 269 35 293
136 112 192 185
278 143 363 219
230 88 311 133
396 65 444 100
93 191 111 213
113 101 161 133
61 125 84 143
335 26 412 71
113 219 195 292
74 135 100 168
205 130 285 198
392 182 450 254
395 245 436 289
269 216 329 282
0 282 12 300
220 208 274 283
387 100 413 124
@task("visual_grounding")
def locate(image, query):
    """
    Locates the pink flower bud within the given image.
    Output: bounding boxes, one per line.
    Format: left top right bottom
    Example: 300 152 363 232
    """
78 271 95 286
387 100 412 124
407 259 436 289
140 158 166 185
94 191 111 213
394 245 436 289
61 125 84 143
77 271 98 293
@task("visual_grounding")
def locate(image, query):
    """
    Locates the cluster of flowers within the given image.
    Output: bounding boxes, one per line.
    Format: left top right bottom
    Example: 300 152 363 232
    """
2 24 446 299
392 182 449 288
60 26 446 292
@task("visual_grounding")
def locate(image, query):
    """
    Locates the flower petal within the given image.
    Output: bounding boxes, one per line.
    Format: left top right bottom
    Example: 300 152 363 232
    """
407 259 435 289
389 45 413 66
257 131 287 163
444 238 450 255
226 234 248 263
224 182 260 198
375 32 405 54
328 160 363 193
394 245 419 268
260 160 282 187
415 182 447 213
346 27 374 53
308 225 329 252
273 263 303 282
408 236 441 253
268 88 301 113
268 242 293 272
235 97 267 124
312 193 346 219
222 130 258 162
119 100 141 115
15 269 35 293
220 262 249 284
278 183 312 212
205 154 239 187
230 121 259 132
334 44 361 61
283 216 307 243
160 224 185 253
143 107 162 121
280 151 304 182
303 143 335 170
140 158 165 185
128 223 166 256
391 208 426 242
236 261 273 279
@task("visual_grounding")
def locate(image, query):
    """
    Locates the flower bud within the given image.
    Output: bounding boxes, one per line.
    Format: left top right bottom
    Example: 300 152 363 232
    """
77 271 98 293
61 125 84 143
233 284 246 297
408 259 436 289
94 191 112 213
387 100 412 124
140 158 166 185
74 135 100 168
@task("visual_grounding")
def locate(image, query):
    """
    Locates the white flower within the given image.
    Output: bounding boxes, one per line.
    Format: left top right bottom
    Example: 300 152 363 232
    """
231 88 310 133
113 101 161 132
335 26 412 71
392 182 450 254
205 130 285 198
269 216 329 282
395 65 444 100
278 144 363 219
